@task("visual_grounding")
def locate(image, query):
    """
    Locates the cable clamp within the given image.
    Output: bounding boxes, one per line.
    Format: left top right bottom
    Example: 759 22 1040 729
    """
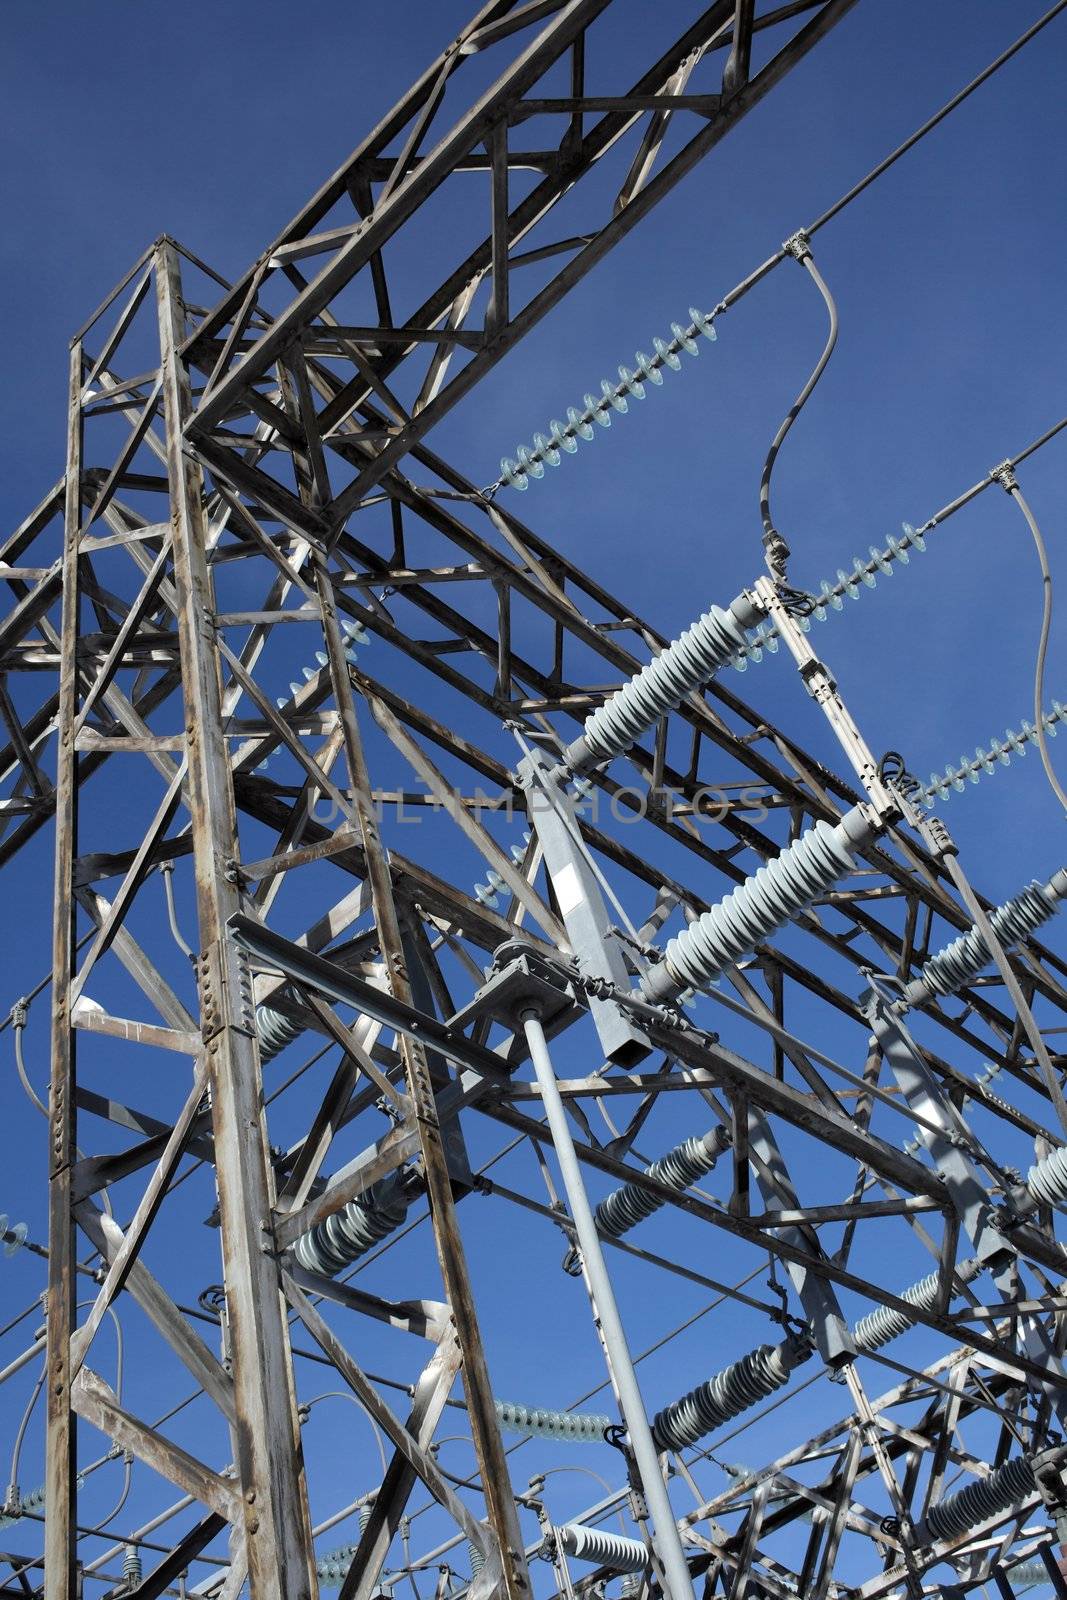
990 459 1018 492
783 229 812 262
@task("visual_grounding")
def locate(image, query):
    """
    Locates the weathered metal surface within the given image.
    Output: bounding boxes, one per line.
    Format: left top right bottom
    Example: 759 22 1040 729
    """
2 6 1066 1600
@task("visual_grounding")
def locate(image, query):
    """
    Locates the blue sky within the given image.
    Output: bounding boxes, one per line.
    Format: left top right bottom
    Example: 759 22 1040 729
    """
1 1 1066 1592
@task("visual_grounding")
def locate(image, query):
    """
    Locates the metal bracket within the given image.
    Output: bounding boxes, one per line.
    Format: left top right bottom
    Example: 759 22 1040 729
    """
198 935 256 1044
460 942 578 1033
863 979 1015 1281
990 459 1019 493
518 747 652 1065
755 575 898 824
783 229 812 261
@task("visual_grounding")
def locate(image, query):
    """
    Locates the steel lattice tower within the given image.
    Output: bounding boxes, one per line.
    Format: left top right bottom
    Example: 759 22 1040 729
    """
2 4 1067 1599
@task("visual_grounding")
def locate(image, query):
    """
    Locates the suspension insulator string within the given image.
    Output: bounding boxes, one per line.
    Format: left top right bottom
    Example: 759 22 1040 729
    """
490 307 719 496
923 700 1067 803
493 1400 612 1444
846 1257 983 1361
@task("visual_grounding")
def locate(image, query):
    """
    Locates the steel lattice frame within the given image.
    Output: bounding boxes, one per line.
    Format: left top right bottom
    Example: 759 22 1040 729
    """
2 4 1067 1599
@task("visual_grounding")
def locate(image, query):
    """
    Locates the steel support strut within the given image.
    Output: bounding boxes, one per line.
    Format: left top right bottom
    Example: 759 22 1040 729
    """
520 1007 697 1600
155 240 318 1599
44 340 83 1600
311 558 532 1600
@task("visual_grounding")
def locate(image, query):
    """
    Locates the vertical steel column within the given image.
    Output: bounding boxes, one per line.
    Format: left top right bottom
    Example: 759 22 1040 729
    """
44 340 84 1600
314 560 531 1600
155 240 318 1600
519 1010 697 1600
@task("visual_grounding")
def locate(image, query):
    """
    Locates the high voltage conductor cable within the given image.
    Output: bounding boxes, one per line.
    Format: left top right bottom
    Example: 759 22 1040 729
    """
731 414 1067 669
758 234 838 586
994 464 1067 819
486 0 1067 497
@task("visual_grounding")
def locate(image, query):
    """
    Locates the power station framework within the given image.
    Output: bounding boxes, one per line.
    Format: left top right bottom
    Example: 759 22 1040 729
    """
2 3 1067 1599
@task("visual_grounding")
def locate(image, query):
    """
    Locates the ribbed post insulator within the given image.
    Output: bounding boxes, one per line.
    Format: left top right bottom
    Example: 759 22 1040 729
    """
468 1540 486 1576
1026 1143 1067 1209
907 869 1067 1005
650 1338 812 1453
122 1544 143 1590
293 1176 411 1277
256 995 305 1062
555 1523 648 1574
562 591 762 774
922 1456 1037 1544
848 1257 982 1361
641 808 873 1005
494 1399 611 1443
562 1128 729 1275
998 1556 1060 1591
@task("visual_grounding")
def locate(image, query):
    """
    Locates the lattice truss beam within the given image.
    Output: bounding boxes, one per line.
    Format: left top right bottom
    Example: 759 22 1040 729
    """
1 3 1067 1600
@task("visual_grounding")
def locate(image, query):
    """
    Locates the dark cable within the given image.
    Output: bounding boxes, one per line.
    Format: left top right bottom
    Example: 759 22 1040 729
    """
759 243 839 584
805 0 1067 242
1001 478 1067 818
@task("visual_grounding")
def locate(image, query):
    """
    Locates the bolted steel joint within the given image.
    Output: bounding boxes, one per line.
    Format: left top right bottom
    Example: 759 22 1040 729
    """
783 229 812 261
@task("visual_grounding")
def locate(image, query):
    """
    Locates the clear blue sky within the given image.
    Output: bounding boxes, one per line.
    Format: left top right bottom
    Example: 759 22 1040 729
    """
1 2 1066 1592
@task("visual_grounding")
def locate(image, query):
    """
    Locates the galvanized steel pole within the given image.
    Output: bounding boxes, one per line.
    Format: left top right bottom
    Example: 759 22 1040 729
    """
519 1008 697 1600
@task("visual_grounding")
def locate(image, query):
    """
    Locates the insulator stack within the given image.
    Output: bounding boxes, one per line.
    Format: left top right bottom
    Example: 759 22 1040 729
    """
921 1455 1037 1544
640 808 873 1004
494 1399 611 1443
494 308 717 494
1026 1143 1067 1209
563 1128 730 1274
998 1557 1059 1591
468 1540 486 1577
293 1175 412 1277
924 701 1067 802
850 1258 981 1356
561 591 763 774
122 1545 143 1590
555 1523 648 1574
650 1337 813 1453
256 993 306 1062
906 870 1067 1005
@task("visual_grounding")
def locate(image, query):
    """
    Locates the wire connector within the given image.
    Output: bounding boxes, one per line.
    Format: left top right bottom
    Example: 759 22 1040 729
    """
782 229 812 262
990 459 1018 492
